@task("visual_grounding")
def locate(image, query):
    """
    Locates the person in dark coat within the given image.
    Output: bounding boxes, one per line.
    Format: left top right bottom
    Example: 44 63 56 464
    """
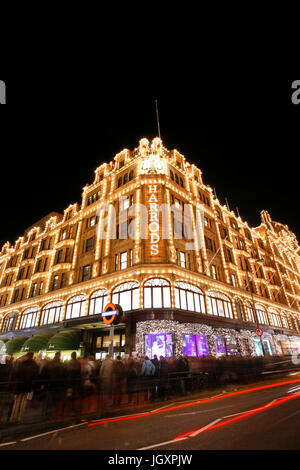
0 356 13 422
158 356 169 400
175 356 189 395
40 352 67 420
66 352 81 415
126 359 138 404
9 352 39 423
112 356 126 407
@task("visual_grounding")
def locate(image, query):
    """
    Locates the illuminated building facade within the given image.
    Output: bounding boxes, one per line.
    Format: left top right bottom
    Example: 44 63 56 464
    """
1 137 300 360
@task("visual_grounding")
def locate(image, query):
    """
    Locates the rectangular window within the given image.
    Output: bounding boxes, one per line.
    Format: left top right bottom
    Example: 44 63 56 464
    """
82 265 90 282
52 275 59 291
36 259 42 273
18 267 25 280
120 252 128 270
231 274 237 287
211 265 217 280
86 237 94 252
20 288 25 301
180 252 186 269
38 281 43 296
31 282 37 297
56 250 63 264
12 289 19 303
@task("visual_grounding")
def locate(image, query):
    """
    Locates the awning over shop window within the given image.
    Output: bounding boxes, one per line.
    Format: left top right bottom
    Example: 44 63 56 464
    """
5 336 29 355
47 330 80 351
21 334 54 353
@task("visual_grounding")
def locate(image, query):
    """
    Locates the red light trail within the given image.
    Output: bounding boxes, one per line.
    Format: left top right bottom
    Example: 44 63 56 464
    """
88 378 300 428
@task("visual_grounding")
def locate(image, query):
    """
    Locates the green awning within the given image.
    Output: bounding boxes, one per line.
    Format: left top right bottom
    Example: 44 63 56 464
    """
47 330 80 351
5 336 29 355
21 334 54 353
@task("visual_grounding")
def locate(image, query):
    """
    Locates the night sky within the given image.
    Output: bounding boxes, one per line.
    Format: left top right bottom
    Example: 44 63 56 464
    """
0 79 299 248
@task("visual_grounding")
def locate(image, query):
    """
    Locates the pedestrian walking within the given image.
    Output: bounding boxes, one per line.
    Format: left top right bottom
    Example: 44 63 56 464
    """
158 356 169 400
112 356 126 407
40 352 67 420
99 354 114 408
9 352 39 423
126 359 138 404
141 356 156 402
66 352 81 416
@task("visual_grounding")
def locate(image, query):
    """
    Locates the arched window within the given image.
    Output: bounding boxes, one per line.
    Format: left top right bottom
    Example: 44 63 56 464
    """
208 291 233 319
65 295 86 320
174 282 205 313
112 282 139 312
255 304 269 325
20 307 39 329
89 289 108 316
40 301 63 326
280 312 289 329
245 302 256 323
1 312 18 333
144 278 171 309
268 308 282 328
234 298 244 321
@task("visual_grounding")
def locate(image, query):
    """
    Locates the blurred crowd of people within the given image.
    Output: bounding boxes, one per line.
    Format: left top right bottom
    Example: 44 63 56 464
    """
0 352 268 424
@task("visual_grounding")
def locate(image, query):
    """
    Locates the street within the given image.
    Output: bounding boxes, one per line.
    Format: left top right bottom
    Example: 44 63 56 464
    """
2 372 300 450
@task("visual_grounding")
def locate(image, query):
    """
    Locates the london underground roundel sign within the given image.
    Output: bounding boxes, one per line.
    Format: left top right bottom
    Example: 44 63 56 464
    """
255 328 264 337
102 303 120 325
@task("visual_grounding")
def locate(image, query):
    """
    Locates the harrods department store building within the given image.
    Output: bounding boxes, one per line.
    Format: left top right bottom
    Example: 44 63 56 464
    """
1 137 300 360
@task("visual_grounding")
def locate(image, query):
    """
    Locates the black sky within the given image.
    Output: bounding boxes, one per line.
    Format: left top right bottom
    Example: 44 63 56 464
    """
0 79 299 248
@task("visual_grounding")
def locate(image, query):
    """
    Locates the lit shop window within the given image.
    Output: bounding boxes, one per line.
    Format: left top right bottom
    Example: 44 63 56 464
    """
40 302 63 326
174 282 206 314
215 337 227 357
89 289 108 316
144 278 171 309
207 291 233 319
65 295 86 319
112 282 139 312
1 312 18 333
182 334 208 357
145 333 173 359
255 304 269 325
20 307 39 329
245 302 256 323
